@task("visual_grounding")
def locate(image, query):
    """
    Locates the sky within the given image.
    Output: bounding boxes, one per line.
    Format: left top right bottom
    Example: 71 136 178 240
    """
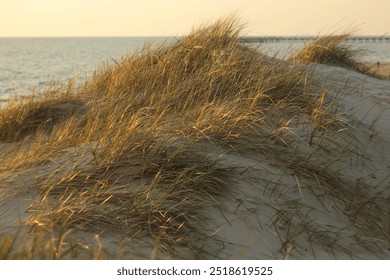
0 0 389 37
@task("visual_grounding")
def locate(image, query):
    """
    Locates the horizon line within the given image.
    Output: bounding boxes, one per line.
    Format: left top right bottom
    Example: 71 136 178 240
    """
1 34 390 39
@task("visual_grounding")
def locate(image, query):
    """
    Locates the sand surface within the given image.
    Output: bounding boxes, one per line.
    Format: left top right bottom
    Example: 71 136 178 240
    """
364 62 390 79
196 61 390 258
1 60 390 259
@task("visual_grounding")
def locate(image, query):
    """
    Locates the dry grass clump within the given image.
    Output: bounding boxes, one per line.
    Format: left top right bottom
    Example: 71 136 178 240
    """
1 17 388 259
0 227 112 260
289 34 371 75
28 141 233 258
0 91 86 142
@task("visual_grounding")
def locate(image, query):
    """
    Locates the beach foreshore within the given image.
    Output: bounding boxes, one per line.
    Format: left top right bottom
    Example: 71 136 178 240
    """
364 62 390 79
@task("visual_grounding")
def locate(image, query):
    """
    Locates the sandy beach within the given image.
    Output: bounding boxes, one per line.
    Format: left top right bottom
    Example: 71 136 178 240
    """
1 19 390 260
364 62 390 79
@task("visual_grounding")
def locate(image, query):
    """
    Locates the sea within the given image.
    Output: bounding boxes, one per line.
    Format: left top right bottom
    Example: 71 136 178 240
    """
1 37 389 100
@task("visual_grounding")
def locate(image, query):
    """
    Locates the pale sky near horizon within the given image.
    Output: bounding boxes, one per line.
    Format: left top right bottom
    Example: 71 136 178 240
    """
0 0 389 37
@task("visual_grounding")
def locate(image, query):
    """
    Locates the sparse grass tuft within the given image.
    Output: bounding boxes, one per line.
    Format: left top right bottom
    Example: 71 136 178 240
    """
289 33 372 75
0 91 86 142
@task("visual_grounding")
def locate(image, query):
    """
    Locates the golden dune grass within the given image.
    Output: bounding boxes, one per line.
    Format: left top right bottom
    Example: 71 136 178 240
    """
1 17 389 259
289 33 390 80
288 33 378 76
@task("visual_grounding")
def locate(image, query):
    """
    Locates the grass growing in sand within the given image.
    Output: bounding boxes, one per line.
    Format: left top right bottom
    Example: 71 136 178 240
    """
1 18 389 259
289 33 389 79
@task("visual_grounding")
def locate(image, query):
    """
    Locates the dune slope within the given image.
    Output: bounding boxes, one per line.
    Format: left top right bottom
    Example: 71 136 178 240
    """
1 18 389 259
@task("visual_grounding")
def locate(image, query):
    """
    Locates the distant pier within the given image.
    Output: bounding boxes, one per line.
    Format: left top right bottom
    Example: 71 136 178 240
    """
240 36 390 43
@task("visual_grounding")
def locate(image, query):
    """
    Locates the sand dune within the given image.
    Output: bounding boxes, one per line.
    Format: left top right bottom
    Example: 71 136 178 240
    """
1 19 389 260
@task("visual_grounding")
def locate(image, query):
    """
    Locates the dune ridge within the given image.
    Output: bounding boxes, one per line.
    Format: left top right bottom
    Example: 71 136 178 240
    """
1 17 389 259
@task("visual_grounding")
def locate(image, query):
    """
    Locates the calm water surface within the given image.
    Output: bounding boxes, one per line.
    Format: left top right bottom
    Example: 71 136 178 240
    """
1 37 389 99
0 37 169 99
